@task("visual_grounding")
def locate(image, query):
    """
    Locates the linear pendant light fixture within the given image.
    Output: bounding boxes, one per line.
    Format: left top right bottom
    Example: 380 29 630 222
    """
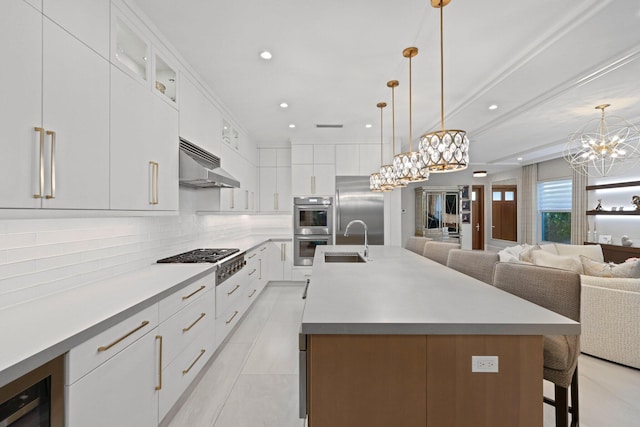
564 104 640 177
419 0 469 173
370 102 389 192
393 47 429 183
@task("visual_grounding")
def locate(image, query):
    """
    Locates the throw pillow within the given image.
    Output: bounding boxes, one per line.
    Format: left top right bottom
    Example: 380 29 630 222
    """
531 250 584 274
580 255 640 278
556 244 604 262
498 244 525 262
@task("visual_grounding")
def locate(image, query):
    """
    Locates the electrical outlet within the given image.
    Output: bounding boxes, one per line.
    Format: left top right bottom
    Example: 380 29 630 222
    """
472 355 499 373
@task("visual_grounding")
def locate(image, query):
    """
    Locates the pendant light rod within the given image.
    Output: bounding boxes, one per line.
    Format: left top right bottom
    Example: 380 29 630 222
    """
387 80 399 156
439 3 445 131
402 47 418 151
377 102 387 164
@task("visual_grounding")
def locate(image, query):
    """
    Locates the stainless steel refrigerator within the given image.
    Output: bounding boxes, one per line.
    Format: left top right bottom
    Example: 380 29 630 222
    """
335 176 384 245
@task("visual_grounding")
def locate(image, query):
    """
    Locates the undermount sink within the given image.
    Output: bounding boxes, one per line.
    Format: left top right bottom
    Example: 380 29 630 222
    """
324 252 367 263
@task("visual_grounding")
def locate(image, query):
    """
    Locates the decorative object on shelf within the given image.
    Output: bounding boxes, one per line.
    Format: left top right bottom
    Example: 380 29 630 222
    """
595 199 603 211
380 80 406 189
621 235 633 247
598 234 612 244
393 47 429 183
633 195 640 210
419 0 469 173
461 212 470 224
564 104 640 177
370 102 390 192
587 223 593 243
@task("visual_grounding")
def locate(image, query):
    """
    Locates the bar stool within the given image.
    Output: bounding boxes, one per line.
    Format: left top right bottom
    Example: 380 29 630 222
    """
493 262 580 427
446 249 499 285
422 241 460 265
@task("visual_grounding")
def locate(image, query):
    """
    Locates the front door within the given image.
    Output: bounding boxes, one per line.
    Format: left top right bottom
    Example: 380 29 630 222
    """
472 185 484 250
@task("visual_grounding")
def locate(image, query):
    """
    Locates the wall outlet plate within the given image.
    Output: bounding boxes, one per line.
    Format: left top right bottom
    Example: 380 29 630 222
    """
472 355 499 373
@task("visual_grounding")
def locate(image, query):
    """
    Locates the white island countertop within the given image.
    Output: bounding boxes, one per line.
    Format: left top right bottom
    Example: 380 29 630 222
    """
301 245 580 336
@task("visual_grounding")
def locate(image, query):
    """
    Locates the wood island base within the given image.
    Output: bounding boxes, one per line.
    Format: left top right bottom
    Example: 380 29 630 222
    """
307 334 543 427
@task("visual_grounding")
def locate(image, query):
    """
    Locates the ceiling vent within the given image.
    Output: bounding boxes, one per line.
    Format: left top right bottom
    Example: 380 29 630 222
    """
316 124 343 129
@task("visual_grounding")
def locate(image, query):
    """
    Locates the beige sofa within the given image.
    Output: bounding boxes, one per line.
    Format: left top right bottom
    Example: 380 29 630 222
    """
498 243 640 369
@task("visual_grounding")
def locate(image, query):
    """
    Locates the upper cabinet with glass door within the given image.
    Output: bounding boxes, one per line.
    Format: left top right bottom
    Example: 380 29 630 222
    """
154 54 177 104
222 119 239 150
113 15 149 82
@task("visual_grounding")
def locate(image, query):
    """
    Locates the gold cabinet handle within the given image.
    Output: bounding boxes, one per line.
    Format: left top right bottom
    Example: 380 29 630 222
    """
225 310 239 324
245 190 249 209
182 349 206 375
248 268 257 276
154 162 159 204
248 289 257 298
97 320 150 352
45 130 56 199
149 162 159 205
155 335 163 390
281 243 285 261
34 127 45 199
182 313 206 332
260 246 267 252
247 253 257 259
182 285 206 300
227 284 240 296
230 188 235 209
274 192 278 210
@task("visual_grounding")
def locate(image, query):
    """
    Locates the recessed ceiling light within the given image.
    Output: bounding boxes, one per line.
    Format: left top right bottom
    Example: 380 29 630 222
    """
473 170 487 177
365 124 372 128
260 51 272 60
517 157 523 161
488 104 498 110
280 102 288 108
289 124 296 128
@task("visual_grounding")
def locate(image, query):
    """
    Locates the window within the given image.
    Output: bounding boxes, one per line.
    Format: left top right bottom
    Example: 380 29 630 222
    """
492 185 517 241
537 179 572 244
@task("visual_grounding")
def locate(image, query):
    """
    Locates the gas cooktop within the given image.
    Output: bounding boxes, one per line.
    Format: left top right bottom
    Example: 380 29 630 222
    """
157 248 240 264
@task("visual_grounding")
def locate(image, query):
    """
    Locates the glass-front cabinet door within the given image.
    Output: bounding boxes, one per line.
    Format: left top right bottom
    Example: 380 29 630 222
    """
154 54 176 103
114 15 149 81
415 187 459 237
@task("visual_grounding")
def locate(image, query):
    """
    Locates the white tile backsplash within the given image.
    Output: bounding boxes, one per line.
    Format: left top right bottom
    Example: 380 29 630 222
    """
0 213 292 309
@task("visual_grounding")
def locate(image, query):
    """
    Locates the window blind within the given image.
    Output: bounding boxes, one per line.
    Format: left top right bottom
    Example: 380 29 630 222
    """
537 179 572 211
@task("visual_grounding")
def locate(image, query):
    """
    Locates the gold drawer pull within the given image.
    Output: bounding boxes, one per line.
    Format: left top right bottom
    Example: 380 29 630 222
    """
225 310 239 324
248 289 257 298
34 127 45 199
248 268 257 276
155 335 163 390
227 284 240 296
183 313 206 332
98 320 150 352
247 253 257 259
182 285 206 300
182 349 206 375
260 246 267 252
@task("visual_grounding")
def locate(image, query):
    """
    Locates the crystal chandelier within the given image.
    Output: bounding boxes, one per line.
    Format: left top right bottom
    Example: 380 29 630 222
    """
380 80 407 189
564 104 640 177
371 102 391 192
393 47 429 183
419 0 469 173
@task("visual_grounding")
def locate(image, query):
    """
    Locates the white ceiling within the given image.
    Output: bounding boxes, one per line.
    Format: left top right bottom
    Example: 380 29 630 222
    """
130 0 640 173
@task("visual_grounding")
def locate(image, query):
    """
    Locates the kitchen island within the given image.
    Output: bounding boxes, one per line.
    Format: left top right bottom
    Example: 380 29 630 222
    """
300 245 580 427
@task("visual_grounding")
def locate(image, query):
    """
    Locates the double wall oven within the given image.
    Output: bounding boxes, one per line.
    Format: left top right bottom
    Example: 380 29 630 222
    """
293 197 333 266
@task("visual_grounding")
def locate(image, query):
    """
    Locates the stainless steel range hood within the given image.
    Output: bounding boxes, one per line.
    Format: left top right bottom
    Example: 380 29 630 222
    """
179 138 240 188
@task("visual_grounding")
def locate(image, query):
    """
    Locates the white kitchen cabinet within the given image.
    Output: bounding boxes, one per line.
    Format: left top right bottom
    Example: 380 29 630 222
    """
110 65 179 211
179 75 221 156
266 241 293 281
0 5 110 210
291 144 335 196
43 0 110 59
335 144 383 176
259 148 292 211
360 144 383 175
66 326 160 427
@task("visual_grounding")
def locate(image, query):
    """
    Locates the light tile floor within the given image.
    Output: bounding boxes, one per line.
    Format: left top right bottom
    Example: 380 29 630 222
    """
167 282 640 427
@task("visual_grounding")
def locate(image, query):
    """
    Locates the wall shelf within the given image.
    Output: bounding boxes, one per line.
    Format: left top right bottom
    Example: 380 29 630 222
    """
586 210 640 216
586 180 640 191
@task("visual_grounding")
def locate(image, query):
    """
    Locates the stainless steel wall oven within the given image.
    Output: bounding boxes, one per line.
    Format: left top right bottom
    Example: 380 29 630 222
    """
293 197 333 266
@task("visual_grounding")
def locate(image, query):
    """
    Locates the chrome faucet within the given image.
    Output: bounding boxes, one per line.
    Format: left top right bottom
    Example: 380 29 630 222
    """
344 220 368 258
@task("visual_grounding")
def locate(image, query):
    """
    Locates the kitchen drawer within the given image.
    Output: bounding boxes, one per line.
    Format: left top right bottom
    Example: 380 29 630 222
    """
215 298 249 348
159 330 214 421
67 303 158 385
215 273 243 317
159 271 215 322
245 257 260 284
158 289 214 369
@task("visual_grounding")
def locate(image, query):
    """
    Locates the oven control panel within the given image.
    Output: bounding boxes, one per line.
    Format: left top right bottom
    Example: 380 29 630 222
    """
216 253 246 285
